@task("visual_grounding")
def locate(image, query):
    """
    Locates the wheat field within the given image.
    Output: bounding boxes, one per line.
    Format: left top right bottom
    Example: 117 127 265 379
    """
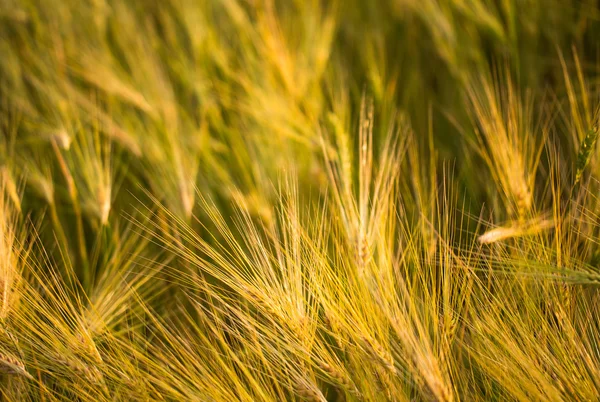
1 0 600 400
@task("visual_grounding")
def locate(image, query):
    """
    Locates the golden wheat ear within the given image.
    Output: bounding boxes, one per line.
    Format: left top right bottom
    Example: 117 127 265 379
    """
478 214 554 244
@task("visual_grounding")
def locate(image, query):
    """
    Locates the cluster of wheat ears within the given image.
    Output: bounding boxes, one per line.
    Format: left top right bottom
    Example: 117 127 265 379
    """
2 0 600 400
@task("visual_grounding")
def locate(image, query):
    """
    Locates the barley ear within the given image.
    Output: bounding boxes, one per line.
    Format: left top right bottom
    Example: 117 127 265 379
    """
0 352 33 380
574 125 599 187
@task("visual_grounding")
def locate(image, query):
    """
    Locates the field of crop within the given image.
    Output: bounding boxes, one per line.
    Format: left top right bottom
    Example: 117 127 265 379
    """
1 0 600 400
